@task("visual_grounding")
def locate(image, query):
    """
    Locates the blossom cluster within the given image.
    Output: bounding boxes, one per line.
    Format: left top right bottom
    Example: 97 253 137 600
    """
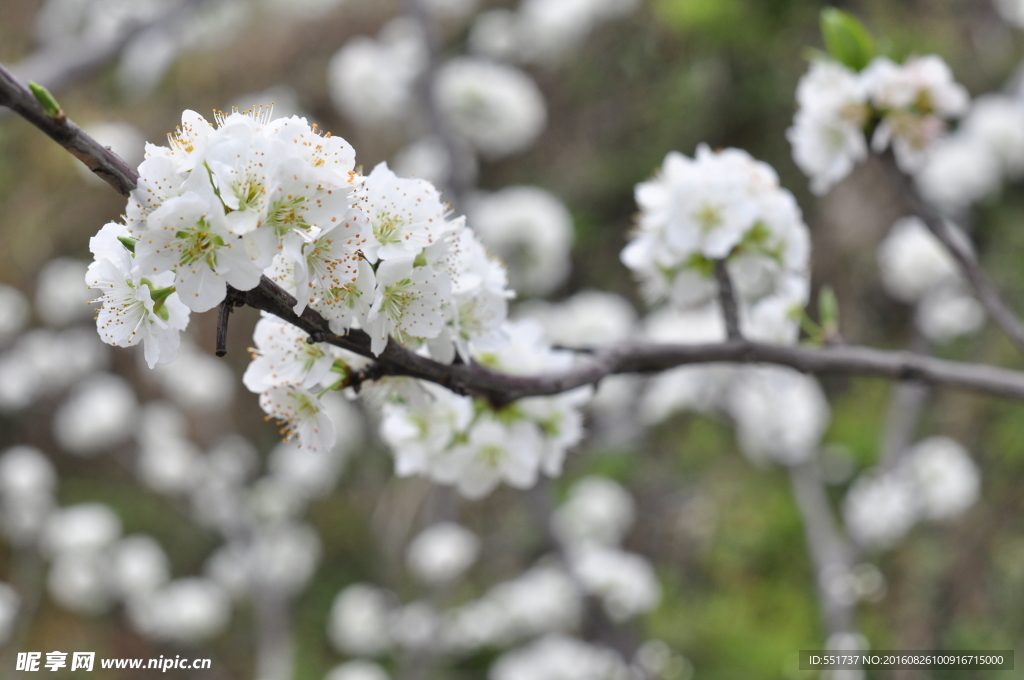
87 108 515 455
788 54 970 193
377 320 591 499
843 437 980 550
621 145 811 343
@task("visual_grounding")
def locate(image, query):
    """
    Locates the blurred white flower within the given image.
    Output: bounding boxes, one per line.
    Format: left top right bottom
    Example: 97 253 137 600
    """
486 562 582 639
149 340 235 412
916 135 1001 211
728 366 831 467
960 95 1024 177
325 660 392 680
467 186 574 296
468 10 520 62
491 635 632 680
128 578 231 643
995 0 1024 27
390 600 440 650
518 291 636 347
327 584 395 656
327 19 425 130
915 286 985 343
904 437 980 521
877 216 962 304
53 373 138 456
250 521 322 594
43 503 122 556
0 446 56 500
0 285 29 346
48 550 114 616
843 470 918 550
569 545 661 622
35 258 93 327
552 476 635 548
434 58 547 159
108 534 171 599
406 522 480 585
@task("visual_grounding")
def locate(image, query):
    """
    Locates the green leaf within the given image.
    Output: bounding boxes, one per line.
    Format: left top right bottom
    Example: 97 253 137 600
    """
117 236 138 254
28 81 63 119
820 8 875 71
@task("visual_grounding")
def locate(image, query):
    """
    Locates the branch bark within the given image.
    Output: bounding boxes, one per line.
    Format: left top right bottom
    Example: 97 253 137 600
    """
882 154 1024 356
714 259 742 341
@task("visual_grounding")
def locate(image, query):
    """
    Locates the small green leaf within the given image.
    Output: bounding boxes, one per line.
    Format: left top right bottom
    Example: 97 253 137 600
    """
820 8 875 71
28 81 63 119
117 236 138 254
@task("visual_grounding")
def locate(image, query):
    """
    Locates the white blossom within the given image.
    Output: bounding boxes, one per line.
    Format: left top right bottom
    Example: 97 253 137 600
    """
915 286 985 343
406 522 480 585
259 384 337 454
108 534 171 599
52 373 138 456
843 470 918 550
491 635 631 680
787 60 870 194
326 661 392 680
552 476 635 548
0 285 29 346
434 58 547 159
876 216 962 303
127 578 231 643
864 55 969 172
904 437 979 521
623 146 810 316
727 366 831 466
327 584 395 656
36 257 94 327
43 503 122 556
467 186 574 296
327 19 426 130
87 222 190 368
569 545 661 622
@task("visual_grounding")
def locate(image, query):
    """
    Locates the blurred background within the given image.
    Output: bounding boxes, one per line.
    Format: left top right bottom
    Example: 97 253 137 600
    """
1 0 1024 678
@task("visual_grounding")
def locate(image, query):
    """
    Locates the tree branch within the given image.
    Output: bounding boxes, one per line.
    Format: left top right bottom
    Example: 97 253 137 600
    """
0 61 138 196
882 154 1024 356
714 259 742 341
6 60 1024 407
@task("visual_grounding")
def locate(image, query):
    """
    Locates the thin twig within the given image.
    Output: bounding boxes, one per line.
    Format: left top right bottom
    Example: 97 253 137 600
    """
882 154 1024 356
714 259 742 340
0 61 137 195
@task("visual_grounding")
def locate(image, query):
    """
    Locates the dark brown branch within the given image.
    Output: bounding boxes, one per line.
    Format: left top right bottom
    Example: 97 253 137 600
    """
882 154 1024 356
0 62 138 196
714 259 742 340
6 59 1024 406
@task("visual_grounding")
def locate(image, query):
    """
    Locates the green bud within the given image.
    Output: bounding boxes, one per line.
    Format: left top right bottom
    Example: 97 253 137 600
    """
820 8 875 72
818 285 840 336
117 236 138 254
28 82 64 119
